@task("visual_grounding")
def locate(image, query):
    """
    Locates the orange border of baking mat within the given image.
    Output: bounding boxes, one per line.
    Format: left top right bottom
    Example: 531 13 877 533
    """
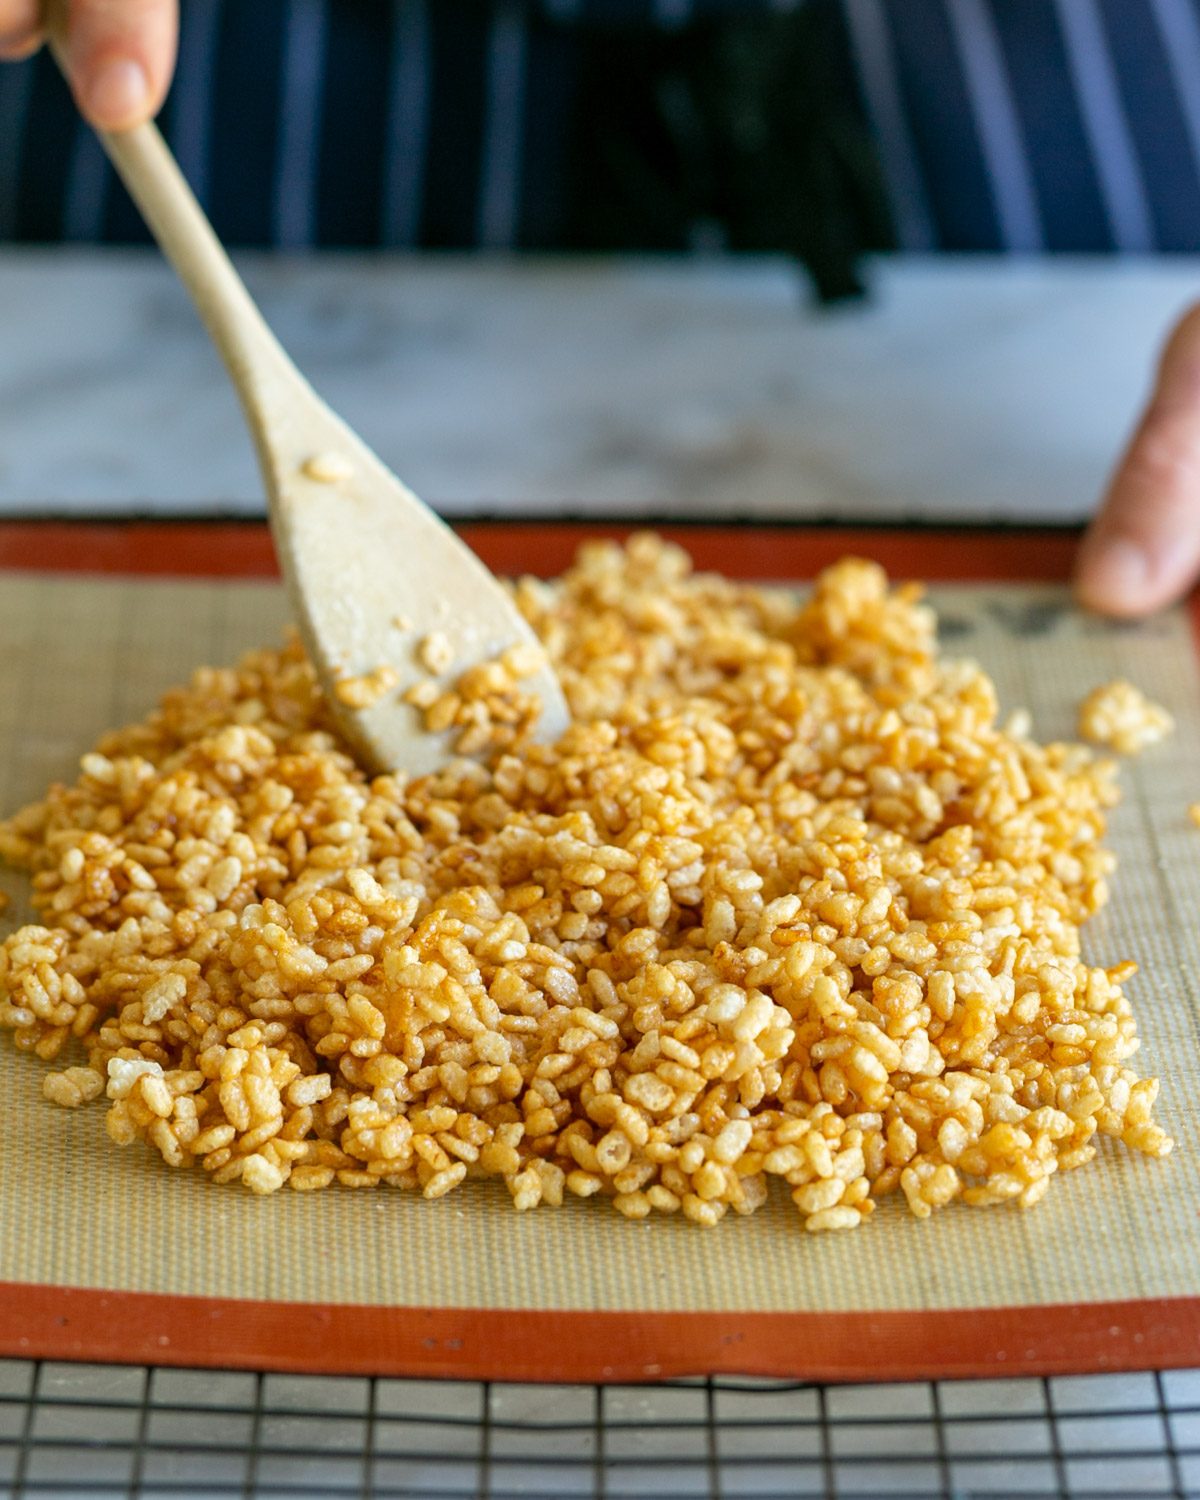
0 520 1081 581
1 519 1197 1383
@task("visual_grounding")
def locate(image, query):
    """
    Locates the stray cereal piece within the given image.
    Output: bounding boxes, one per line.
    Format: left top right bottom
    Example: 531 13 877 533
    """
43 1066 104 1109
1078 679 1174 755
1189 803 1200 828
500 642 547 679
417 631 456 676
404 680 440 710
0 537 1173 1228
334 664 400 710
301 451 355 484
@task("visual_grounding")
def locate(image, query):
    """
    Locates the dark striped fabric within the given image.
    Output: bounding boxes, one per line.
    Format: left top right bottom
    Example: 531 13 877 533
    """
844 0 1200 252
2 0 1199 286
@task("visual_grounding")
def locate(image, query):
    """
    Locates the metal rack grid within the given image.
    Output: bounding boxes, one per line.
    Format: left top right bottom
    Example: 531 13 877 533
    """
1 1360 1199 1498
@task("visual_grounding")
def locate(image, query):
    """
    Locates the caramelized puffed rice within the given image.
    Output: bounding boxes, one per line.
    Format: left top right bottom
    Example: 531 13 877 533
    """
417 631 456 676
333 665 400 710
1078 678 1174 756
0 537 1172 1227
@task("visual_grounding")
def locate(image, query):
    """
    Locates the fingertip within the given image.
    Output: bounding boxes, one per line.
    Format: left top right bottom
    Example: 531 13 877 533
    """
0 0 42 59
79 52 150 130
62 0 177 130
1074 535 1154 617
1074 527 1200 617
0 19 42 59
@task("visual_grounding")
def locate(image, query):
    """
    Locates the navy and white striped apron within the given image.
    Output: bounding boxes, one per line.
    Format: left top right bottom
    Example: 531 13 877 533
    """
2 1 1198 297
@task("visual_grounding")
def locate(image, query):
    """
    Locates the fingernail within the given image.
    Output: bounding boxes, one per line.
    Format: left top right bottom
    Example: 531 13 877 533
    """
84 57 149 129
1077 536 1151 611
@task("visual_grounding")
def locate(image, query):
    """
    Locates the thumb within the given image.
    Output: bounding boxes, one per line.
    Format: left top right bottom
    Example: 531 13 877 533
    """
62 0 177 131
1076 301 1200 616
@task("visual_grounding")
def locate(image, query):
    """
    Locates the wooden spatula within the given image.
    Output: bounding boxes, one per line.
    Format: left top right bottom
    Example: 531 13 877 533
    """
47 28 569 778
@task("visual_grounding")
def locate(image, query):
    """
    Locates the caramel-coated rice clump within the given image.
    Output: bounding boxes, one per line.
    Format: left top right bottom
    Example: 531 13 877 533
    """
0 537 1172 1229
1078 679 1174 757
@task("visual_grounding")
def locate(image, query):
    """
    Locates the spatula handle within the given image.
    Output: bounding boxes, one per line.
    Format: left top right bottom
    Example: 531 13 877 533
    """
46 9 299 417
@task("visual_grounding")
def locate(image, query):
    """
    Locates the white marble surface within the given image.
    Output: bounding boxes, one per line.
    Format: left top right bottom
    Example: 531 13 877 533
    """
0 248 1194 521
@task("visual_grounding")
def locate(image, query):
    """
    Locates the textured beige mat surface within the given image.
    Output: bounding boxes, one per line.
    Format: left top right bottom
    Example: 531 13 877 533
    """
0 575 1196 1314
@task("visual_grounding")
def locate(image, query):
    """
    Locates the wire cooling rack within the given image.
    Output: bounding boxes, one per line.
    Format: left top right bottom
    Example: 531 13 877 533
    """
1 1360 1198 1498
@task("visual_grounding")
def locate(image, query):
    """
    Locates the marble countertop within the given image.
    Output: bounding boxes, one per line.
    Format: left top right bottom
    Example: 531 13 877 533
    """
0 249 1194 523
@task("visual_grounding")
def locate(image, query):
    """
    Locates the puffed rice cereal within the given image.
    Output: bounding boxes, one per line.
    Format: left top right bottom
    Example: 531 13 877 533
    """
0 536 1172 1228
1078 679 1174 756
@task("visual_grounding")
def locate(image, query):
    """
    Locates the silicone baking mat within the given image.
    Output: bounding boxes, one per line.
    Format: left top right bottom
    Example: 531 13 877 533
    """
0 527 1196 1383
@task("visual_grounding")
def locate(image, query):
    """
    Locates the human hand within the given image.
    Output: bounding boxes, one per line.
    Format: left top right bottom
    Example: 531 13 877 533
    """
1076 303 1200 616
0 0 177 130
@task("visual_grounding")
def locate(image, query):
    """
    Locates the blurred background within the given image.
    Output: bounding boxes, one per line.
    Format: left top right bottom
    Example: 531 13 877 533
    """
0 0 1198 519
